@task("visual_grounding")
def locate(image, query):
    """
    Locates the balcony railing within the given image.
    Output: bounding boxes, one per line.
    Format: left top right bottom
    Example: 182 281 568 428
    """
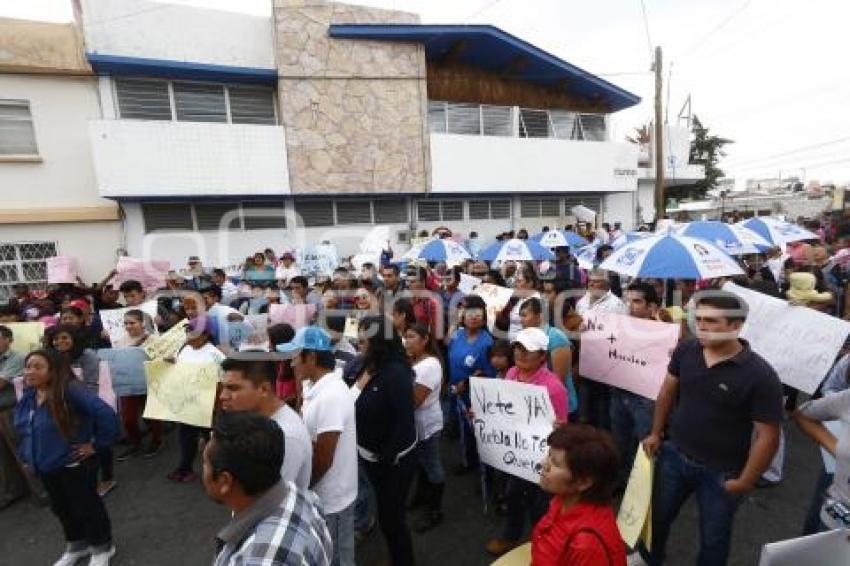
428 101 607 141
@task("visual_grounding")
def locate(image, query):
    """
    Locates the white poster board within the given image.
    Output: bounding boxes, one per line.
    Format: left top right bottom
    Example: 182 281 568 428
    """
758 528 850 566
99 301 160 346
724 283 850 394
474 284 513 333
469 377 555 483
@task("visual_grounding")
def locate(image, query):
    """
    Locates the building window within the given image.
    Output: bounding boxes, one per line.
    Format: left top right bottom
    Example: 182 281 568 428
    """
519 108 551 138
115 79 276 125
481 105 513 136
446 103 481 135
373 199 408 223
0 241 57 300
417 200 464 222
521 198 562 218
335 201 372 224
194 202 241 231
142 203 194 232
469 199 511 220
0 100 39 155
564 195 604 216
428 101 447 133
295 201 334 227
242 202 286 230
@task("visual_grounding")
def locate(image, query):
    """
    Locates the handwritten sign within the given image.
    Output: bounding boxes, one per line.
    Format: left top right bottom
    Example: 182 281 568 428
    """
98 348 148 397
343 315 359 341
617 447 653 549
143 320 188 360
6 322 45 354
458 274 481 295
99 301 159 346
474 283 513 333
268 303 316 330
724 282 850 394
143 361 220 427
301 243 338 277
579 313 679 400
469 377 555 483
115 257 170 293
46 256 78 284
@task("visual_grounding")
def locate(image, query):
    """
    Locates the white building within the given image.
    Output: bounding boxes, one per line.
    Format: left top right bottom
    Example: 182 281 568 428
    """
70 0 644 268
0 17 123 298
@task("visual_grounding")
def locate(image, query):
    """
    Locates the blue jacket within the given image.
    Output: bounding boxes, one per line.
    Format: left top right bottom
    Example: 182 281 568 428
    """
14 383 119 474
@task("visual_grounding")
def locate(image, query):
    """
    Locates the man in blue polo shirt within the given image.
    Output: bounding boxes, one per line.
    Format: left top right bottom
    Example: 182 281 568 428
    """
642 290 783 566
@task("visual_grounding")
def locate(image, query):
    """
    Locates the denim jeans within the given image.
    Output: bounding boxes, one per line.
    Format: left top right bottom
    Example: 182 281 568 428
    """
453 393 479 468
648 442 744 566
354 459 373 531
324 500 355 566
578 378 611 429
609 388 654 486
416 433 445 484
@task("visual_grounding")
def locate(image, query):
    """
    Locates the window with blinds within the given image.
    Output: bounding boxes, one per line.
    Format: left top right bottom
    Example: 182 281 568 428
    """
481 105 512 136
173 82 227 123
194 202 240 231
441 200 464 221
468 200 490 220
242 202 286 230
115 79 172 121
564 195 604 216
469 199 511 220
374 199 408 223
142 203 193 232
446 102 481 135
336 201 372 224
428 101 447 133
579 114 606 141
521 198 562 218
295 201 334 227
0 100 38 155
228 86 276 125
491 199 511 219
550 110 578 140
417 200 463 222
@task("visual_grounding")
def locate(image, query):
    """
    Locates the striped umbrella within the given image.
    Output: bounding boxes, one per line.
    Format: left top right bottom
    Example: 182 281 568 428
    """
675 221 772 255
598 234 744 279
478 238 554 262
738 217 819 246
416 239 472 263
531 230 588 248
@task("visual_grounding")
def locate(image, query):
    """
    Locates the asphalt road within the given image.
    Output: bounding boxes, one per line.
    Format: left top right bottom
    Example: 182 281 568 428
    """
0 424 822 566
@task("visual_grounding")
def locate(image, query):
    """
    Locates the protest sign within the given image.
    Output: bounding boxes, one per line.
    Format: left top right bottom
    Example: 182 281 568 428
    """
343 315 359 341
301 243 338 277
469 377 555 483
491 543 531 566
6 322 45 355
579 312 679 400
617 447 653 549
238 314 269 350
269 303 316 330
458 274 481 295
46 256 79 284
98 348 148 397
99 301 159 346
724 282 850 394
115 257 170 293
143 320 188 361
758 528 850 566
143 361 221 427
474 283 513 333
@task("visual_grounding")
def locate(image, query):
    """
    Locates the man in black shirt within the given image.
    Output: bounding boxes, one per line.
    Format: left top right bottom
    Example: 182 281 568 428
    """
642 290 783 566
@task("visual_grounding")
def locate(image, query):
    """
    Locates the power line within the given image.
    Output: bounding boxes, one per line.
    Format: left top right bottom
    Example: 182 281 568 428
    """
638 0 653 60
463 0 504 22
682 0 752 58
726 136 850 167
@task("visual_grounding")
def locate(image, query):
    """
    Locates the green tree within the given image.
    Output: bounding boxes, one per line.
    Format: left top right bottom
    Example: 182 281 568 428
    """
668 115 733 201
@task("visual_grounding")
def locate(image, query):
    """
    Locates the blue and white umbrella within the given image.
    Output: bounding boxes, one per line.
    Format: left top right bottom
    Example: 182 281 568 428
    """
598 234 744 279
531 230 588 248
576 232 650 270
417 238 472 263
611 231 653 249
738 217 819 246
675 221 772 255
478 238 554 262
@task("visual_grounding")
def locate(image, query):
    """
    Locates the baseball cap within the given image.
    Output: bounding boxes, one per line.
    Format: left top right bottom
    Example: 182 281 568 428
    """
511 327 549 352
276 326 333 354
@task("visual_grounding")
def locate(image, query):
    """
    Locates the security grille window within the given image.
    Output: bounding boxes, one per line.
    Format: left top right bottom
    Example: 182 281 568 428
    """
428 101 447 133
295 201 334 227
490 199 511 219
242 202 286 230
519 108 551 138
115 79 172 121
446 102 481 135
441 200 464 221
579 114 606 141
373 199 408 223
0 241 57 301
194 202 241 231
481 105 513 136
228 86 276 125
469 199 511 219
417 201 441 222
336 201 373 224
142 203 194 232
541 198 561 216
521 198 562 218
0 100 39 155
173 82 227 123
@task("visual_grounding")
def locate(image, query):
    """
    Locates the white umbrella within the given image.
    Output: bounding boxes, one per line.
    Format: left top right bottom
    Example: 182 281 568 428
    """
598 234 744 279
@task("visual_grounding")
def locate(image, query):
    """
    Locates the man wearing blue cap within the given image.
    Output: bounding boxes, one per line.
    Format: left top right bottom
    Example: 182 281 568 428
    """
278 327 358 566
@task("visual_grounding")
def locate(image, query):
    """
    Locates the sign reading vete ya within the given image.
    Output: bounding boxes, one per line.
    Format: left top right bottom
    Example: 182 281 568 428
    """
579 313 679 400
470 377 555 483
724 282 850 394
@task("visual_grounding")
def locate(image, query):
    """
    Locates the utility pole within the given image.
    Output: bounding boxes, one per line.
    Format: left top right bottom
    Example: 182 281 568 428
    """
653 46 665 222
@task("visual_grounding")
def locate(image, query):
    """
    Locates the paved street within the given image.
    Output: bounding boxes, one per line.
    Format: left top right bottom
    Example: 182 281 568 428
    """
0 423 822 566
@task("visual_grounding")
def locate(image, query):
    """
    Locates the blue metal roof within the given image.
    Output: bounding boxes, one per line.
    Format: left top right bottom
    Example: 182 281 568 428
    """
86 53 278 84
328 24 641 112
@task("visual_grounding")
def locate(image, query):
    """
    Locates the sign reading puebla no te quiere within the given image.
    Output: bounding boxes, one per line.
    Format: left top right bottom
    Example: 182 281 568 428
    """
469 377 555 483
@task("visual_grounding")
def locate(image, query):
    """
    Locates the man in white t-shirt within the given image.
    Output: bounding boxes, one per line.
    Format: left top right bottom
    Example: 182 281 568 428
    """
278 327 357 566
575 270 627 316
275 252 302 287
218 357 312 490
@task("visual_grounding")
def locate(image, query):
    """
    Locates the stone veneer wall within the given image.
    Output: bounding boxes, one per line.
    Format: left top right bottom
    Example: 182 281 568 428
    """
273 0 430 194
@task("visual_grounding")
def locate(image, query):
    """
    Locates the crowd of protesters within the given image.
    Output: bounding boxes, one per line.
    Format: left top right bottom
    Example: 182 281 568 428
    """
1 213 850 566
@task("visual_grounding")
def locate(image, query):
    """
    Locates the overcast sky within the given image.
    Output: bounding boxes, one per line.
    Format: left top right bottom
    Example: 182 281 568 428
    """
4 0 849 188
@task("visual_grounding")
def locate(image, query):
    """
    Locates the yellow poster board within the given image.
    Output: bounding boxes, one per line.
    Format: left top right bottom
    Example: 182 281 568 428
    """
143 361 220 428
617 447 653 550
6 322 45 355
490 542 531 566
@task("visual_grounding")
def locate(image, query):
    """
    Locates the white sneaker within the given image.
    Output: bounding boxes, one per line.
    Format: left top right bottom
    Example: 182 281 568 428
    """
88 546 116 566
53 545 90 566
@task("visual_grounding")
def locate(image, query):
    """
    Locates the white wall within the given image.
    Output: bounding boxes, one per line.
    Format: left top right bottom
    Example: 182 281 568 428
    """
89 120 290 197
79 0 274 69
636 183 657 224
603 192 636 230
430 134 639 194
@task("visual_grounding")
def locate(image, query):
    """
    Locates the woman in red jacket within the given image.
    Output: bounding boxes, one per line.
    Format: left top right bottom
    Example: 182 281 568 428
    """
532 424 627 566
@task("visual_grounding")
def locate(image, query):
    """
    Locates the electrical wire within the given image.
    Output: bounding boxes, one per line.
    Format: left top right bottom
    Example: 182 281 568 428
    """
682 0 752 58
638 0 653 60
726 137 850 168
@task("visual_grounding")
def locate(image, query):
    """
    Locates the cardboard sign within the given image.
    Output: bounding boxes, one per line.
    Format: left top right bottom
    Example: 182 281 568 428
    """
97 348 148 397
99 301 159 347
6 322 45 354
115 257 170 293
617 448 653 549
724 282 850 394
579 312 680 400
268 303 316 330
46 256 79 284
474 283 513 333
469 377 555 483
143 320 189 361
143 361 221 427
